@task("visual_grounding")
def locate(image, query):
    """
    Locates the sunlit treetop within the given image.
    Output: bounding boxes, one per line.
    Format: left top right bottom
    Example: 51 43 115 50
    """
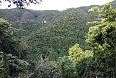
0 0 42 8
86 3 116 50
88 2 116 22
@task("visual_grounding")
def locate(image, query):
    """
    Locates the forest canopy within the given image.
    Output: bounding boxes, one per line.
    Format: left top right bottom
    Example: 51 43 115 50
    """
0 1 116 78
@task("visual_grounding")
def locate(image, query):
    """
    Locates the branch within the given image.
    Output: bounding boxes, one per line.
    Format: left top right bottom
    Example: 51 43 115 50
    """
0 0 42 8
0 58 3 63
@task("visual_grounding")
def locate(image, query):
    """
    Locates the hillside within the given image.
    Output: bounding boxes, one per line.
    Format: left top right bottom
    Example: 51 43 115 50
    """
0 9 59 22
0 0 115 61
0 9 60 38
0 2 116 78
25 8 93 61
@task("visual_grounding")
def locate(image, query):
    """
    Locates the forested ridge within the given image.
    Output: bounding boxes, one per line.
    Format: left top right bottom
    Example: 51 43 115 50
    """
26 8 93 61
0 0 116 78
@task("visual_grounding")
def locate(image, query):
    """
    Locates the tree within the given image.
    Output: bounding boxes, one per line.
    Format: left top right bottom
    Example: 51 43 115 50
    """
68 44 93 63
0 18 21 56
0 18 29 78
0 0 42 8
86 3 116 77
76 57 96 78
29 58 61 78
57 56 77 78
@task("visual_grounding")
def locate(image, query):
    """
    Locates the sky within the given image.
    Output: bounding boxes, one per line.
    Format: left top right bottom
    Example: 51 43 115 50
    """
0 0 114 10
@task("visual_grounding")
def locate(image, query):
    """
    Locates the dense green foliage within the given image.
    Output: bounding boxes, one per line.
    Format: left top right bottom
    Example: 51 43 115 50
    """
84 3 116 78
0 9 59 22
29 58 61 78
0 9 59 39
0 18 28 78
0 0 116 78
26 8 93 61
57 56 77 78
69 44 93 63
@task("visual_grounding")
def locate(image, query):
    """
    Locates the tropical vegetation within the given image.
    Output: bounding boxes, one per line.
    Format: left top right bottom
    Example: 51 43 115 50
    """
0 1 116 78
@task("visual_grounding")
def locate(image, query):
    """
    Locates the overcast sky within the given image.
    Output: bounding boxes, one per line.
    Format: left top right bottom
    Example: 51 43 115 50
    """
0 0 114 10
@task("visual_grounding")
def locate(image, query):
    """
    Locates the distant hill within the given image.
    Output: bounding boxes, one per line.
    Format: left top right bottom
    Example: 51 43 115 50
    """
0 9 60 38
111 0 116 8
25 8 93 61
0 0 115 21
0 8 60 22
78 0 116 12
0 0 115 61
78 5 101 12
